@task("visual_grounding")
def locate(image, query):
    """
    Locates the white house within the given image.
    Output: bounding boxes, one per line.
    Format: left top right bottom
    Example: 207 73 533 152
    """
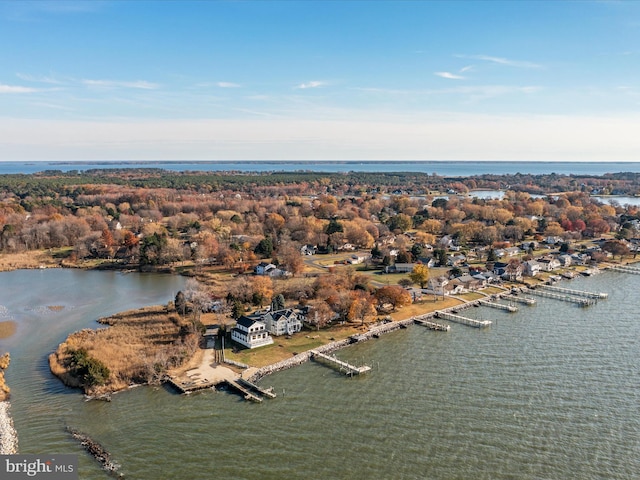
538 258 561 272
231 316 274 349
424 276 449 296
523 260 542 277
255 262 277 275
261 309 303 336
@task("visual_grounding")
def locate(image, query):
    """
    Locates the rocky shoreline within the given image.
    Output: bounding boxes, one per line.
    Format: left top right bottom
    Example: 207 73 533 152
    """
0 401 18 454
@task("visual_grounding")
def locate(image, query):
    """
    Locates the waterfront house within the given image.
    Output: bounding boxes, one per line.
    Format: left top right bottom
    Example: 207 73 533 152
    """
523 260 542 277
261 309 303 336
424 276 449 297
449 274 482 291
231 316 274 349
538 258 561 272
557 254 572 267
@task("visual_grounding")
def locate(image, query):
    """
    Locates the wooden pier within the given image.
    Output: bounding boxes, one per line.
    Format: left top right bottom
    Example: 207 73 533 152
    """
311 350 372 375
225 379 263 403
434 311 492 328
413 317 451 331
539 284 608 299
525 288 594 306
507 295 536 306
609 265 640 275
478 300 518 312
237 378 277 399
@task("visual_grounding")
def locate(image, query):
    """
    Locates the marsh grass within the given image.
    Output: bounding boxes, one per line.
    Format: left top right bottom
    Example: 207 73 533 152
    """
49 304 198 395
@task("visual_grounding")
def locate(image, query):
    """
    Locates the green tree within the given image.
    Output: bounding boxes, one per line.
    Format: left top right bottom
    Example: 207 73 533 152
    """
270 293 286 311
254 237 274 258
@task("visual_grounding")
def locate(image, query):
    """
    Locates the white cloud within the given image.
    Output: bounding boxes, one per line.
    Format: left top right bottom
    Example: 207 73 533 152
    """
296 81 325 89
459 65 474 73
435 72 465 80
216 82 241 88
0 84 39 93
457 54 542 69
16 73 65 84
81 79 159 89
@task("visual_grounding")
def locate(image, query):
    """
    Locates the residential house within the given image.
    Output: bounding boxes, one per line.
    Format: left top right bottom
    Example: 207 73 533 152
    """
391 262 416 273
348 253 370 265
255 262 276 275
231 316 274 349
300 244 317 256
447 254 466 266
504 246 522 257
424 276 449 297
449 274 482 291
557 254 572 267
538 258 561 272
261 309 303 336
523 260 542 277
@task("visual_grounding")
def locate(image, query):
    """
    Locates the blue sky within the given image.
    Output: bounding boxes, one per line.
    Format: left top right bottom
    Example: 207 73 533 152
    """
1 0 640 161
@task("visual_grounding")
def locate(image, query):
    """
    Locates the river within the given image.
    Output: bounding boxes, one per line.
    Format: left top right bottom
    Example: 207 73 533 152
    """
0 269 638 479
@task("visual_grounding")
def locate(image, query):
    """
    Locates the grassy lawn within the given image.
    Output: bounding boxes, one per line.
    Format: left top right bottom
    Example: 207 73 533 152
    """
224 324 361 367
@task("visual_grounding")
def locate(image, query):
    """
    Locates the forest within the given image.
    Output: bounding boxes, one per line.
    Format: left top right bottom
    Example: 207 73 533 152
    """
1 168 639 328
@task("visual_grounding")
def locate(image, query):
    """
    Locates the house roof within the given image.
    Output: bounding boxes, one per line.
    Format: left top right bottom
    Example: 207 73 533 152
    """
236 315 263 328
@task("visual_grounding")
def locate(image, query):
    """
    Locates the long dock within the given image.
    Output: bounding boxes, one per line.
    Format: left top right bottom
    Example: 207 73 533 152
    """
311 350 371 375
478 300 517 312
539 284 608 299
506 295 536 305
525 288 594 306
609 265 640 275
434 311 492 328
413 317 451 331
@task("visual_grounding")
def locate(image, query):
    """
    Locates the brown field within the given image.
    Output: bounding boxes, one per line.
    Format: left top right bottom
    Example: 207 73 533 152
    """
0 251 60 271
49 304 198 395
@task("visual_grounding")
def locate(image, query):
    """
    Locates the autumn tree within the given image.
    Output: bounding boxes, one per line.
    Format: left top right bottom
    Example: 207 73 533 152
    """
374 285 412 311
251 276 274 307
409 264 430 288
347 291 376 326
306 300 335 329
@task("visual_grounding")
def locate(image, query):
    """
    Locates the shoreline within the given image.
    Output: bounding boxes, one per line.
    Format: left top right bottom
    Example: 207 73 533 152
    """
0 401 18 454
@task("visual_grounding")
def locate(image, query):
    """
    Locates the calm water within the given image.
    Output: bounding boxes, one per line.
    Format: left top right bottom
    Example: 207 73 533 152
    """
2 161 640 176
0 269 639 479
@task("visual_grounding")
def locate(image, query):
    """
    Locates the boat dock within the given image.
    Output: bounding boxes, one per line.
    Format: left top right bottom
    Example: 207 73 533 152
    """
525 288 595 306
237 378 277 399
609 265 640 275
225 379 263 403
506 295 536 306
478 300 518 312
434 311 492 328
311 350 372 375
413 317 451 331
539 284 608 299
